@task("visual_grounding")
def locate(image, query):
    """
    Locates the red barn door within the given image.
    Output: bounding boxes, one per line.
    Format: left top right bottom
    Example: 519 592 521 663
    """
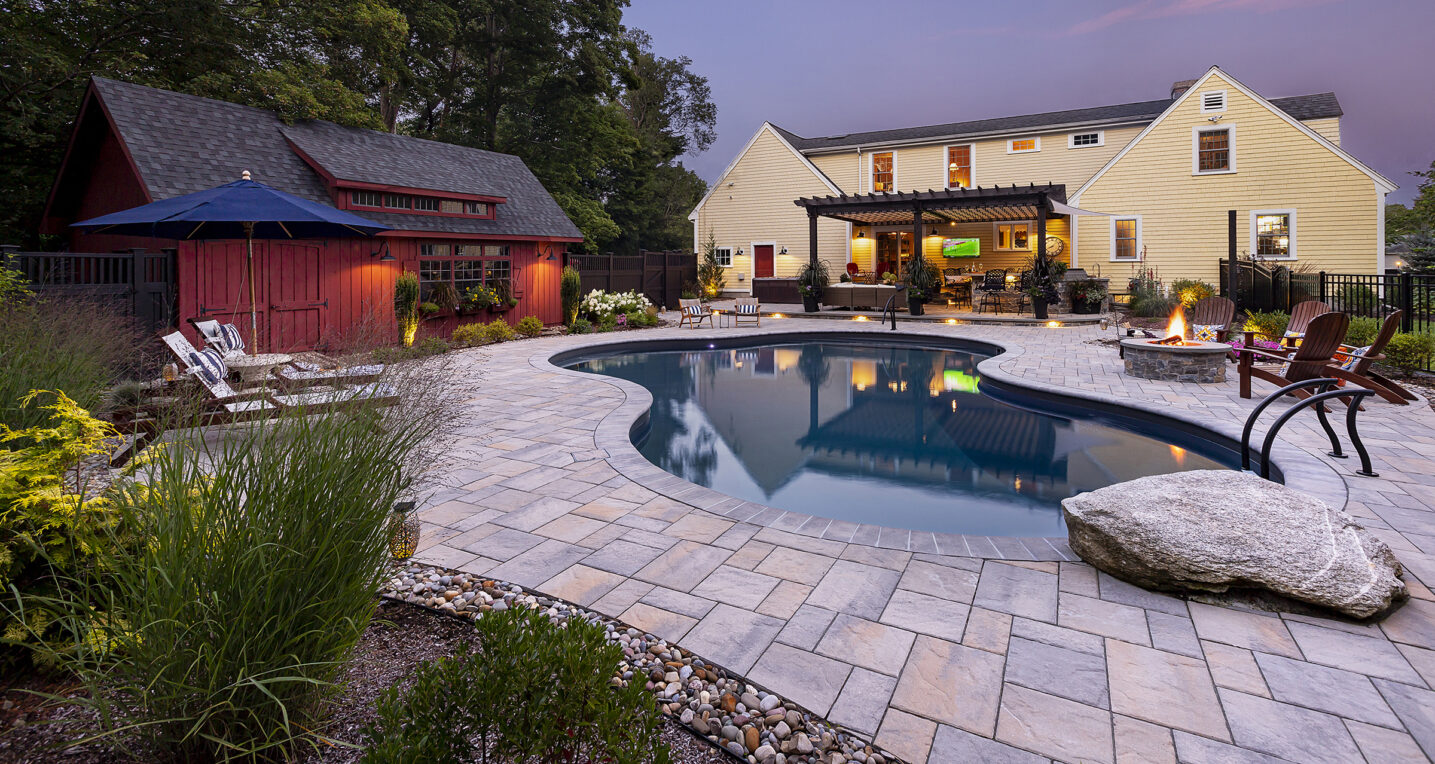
193 240 266 348
266 242 326 351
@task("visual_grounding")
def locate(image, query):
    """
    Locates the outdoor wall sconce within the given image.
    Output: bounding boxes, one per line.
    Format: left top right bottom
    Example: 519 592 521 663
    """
779 246 788 255
371 241 395 261
857 231 866 239
737 247 745 255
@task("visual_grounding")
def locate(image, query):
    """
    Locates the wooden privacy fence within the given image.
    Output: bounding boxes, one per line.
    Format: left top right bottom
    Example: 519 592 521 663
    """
1 245 177 333
568 250 696 310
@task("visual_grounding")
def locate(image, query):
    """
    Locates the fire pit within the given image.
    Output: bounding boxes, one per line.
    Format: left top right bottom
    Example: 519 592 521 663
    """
1120 309 1230 383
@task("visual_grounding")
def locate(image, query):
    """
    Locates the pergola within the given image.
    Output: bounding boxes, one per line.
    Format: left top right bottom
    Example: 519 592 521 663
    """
793 183 1073 276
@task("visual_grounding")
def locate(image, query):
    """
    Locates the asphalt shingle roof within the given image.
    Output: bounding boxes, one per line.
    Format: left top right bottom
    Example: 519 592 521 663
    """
90 77 581 239
775 93 1342 153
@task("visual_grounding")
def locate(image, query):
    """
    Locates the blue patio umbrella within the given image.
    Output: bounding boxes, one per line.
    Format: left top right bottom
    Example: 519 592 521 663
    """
72 171 390 349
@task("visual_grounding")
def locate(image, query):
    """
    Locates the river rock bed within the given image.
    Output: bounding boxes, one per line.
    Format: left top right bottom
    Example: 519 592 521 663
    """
382 564 900 764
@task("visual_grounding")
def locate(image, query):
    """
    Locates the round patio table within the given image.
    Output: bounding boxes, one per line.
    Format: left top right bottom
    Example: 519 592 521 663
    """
226 353 293 385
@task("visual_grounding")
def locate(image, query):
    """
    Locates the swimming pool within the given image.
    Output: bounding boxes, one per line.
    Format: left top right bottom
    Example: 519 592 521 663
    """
567 338 1235 537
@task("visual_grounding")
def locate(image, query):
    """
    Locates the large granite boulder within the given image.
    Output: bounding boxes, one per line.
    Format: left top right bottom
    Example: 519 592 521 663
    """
1062 470 1406 619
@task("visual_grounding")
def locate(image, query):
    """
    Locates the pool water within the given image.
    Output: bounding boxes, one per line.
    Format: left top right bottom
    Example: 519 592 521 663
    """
571 341 1228 537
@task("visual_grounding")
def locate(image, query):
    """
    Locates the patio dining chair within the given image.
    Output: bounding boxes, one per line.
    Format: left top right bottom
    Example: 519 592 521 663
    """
733 297 761 327
977 269 1008 314
678 298 714 329
943 268 972 309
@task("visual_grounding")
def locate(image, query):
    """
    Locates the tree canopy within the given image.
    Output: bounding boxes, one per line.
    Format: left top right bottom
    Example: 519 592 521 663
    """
0 0 714 253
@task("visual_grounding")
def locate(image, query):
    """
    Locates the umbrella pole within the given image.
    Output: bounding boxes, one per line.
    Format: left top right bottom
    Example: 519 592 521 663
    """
245 222 257 354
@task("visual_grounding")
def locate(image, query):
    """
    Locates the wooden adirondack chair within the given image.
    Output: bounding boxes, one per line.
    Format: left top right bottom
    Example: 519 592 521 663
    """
1236 311 1349 400
1188 296 1236 342
1282 300 1332 347
1326 311 1418 405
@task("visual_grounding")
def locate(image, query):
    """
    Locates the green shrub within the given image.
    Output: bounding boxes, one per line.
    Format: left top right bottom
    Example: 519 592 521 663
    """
416 336 450 355
482 319 516 343
596 313 617 332
364 607 669 764
0 392 131 669
624 310 658 328
35 383 435 761
0 297 143 433
1344 316 1382 348
515 315 544 337
452 322 485 347
1169 279 1215 308
1336 283 1379 311
1130 293 1178 317
569 317 593 335
560 266 583 326
394 272 421 347
1384 332 1435 375
1242 310 1291 342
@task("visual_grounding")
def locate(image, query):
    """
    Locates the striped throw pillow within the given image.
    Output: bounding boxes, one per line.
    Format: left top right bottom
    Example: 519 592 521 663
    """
188 349 226 384
219 324 245 354
683 304 704 316
736 303 759 315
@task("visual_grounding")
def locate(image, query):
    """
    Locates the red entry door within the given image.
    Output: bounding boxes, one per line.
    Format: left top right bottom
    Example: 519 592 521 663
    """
266 242 326 352
754 244 774 278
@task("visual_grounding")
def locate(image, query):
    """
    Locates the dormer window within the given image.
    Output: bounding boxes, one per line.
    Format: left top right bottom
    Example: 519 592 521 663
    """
413 197 439 212
352 190 382 207
384 193 410 209
465 201 489 215
1200 90 1227 113
347 188 497 218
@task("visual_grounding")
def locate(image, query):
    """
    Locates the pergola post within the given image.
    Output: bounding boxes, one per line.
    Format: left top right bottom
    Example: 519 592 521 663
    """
808 209 819 270
910 201 923 281
1036 198 1048 269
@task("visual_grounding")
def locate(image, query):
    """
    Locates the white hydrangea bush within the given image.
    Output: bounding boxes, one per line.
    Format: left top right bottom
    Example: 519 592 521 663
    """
578 289 652 320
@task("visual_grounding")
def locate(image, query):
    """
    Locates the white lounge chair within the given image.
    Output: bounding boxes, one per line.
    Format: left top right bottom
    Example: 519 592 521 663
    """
189 320 384 386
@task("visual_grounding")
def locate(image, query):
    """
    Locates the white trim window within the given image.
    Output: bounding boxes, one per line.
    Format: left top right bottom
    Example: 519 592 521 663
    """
945 144 973 189
870 151 895 192
994 221 1033 252
1193 125 1236 174
1110 216 1142 261
1250 209 1296 260
1200 90 1228 113
1007 137 1040 154
713 246 733 267
1068 131 1104 148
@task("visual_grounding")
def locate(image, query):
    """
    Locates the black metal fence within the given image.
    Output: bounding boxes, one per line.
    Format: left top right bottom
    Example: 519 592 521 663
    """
1 245 177 333
568 250 695 310
1217 258 1435 370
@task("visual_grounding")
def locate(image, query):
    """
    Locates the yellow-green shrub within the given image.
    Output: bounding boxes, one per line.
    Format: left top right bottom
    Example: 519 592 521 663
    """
452 322 486 347
516 315 544 337
483 319 516 343
1 391 129 668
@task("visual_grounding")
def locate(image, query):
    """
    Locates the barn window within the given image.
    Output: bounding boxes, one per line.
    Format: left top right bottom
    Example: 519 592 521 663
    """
466 201 490 216
413 197 440 212
418 259 452 302
384 194 411 209
352 190 382 207
418 243 513 305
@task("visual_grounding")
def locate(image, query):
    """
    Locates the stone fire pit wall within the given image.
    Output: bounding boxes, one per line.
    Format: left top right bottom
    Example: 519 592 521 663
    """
1121 339 1228 383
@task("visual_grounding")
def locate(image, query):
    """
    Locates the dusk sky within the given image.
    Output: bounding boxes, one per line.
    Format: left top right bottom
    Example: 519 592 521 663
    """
626 0 1435 205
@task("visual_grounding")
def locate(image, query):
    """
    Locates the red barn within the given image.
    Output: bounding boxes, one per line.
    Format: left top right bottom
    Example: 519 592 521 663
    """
41 77 583 351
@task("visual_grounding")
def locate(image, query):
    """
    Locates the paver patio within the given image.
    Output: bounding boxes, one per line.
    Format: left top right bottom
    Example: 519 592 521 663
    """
411 317 1435 763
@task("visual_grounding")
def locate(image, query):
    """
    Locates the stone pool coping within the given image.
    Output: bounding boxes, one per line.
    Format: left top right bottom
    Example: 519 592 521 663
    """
531 325 1347 562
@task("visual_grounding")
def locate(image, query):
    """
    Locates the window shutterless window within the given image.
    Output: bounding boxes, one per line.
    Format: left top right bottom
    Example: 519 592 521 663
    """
465 202 489 216
1068 132 1103 148
946 145 972 189
714 247 733 267
413 197 439 212
995 222 1031 251
1008 138 1039 153
1112 217 1141 261
352 190 382 207
1194 126 1234 173
384 193 410 209
1252 210 1296 259
871 152 894 192
439 200 464 214
417 259 452 301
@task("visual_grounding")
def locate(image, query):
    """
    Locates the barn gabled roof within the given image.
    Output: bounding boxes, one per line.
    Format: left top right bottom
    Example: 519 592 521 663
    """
59 77 581 240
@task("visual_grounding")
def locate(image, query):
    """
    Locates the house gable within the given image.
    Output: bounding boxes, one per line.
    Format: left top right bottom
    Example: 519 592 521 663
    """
689 123 839 225
1072 67 1391 275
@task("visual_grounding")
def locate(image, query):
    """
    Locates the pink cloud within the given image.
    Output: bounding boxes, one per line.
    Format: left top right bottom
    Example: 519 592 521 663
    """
1067 0 1338 36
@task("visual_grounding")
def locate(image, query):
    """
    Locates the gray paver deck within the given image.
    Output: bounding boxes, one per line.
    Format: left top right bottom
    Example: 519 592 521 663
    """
411 318 1435 763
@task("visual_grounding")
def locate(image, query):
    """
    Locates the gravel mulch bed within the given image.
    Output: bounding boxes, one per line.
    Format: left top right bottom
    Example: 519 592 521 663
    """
0 598 728 764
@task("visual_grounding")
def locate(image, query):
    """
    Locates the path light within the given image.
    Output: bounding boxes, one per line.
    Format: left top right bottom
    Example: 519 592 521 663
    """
770 313 785 319
853 316 869 322
946 319 958 325
388 501 419 561
1046 320 1062 328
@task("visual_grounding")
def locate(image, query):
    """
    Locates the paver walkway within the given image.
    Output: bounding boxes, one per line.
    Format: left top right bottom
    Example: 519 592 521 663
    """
412 318 1435 764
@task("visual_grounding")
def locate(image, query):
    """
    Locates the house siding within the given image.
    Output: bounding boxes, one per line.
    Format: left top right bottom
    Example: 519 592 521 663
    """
1074 71 1379 281
694 127 849 285
1304 117 1341 145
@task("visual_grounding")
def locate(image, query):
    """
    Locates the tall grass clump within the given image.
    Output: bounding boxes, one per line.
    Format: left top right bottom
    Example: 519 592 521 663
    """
0 295 144 432
30 367 449 761
394 272 421 347
560 265 582 327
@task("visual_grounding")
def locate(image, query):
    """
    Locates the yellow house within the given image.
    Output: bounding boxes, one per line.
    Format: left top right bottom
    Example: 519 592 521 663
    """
690 66 1397 295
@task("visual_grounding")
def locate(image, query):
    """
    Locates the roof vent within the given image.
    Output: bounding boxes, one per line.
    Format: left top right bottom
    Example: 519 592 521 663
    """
1170 79 1198 100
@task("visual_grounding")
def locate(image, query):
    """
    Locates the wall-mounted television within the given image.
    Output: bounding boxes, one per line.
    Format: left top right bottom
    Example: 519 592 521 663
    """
941 238 980 258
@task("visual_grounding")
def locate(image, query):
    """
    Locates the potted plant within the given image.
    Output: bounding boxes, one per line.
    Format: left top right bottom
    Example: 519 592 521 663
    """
1025 268 1060 321
1069 280 1107 314
880 271 898 286
906 256 939 317
796 260 830 313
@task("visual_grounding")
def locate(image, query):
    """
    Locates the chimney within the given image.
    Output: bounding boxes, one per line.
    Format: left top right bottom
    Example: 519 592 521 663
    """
1170 79 1198 100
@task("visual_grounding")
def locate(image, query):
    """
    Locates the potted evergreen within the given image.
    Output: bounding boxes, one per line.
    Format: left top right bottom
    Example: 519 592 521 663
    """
796 260 830 313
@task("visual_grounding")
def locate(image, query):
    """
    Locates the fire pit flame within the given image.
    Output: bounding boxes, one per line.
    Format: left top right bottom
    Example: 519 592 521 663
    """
1159 307 1189 346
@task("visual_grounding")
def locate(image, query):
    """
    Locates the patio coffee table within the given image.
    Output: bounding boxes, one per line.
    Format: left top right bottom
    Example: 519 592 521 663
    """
227 353 293 384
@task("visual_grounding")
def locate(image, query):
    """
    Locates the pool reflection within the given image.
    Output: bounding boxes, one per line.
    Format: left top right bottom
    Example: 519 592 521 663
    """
573 343 1224 537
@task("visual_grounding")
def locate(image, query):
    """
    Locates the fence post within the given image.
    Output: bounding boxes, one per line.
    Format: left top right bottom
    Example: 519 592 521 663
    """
128 247 145 318
1227 210 1238 315
1401 271 1414 332
1318 272 1326 305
